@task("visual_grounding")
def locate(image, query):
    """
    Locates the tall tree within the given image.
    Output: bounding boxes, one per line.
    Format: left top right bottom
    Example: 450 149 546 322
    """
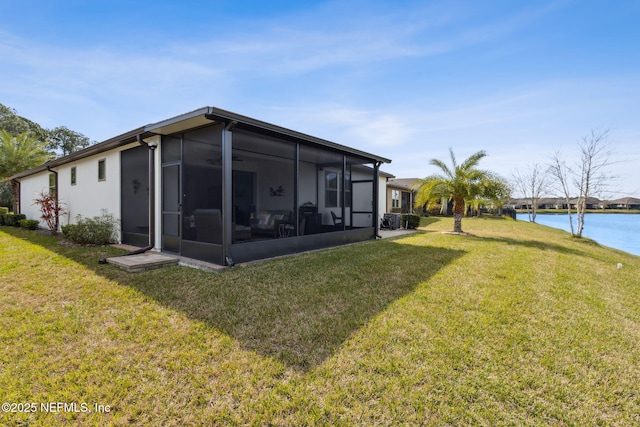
0 103 49 142
0 130 54 212
574 129 614 237
512 163 549 223
1 103 93 156
548 151 575 235
48 126 91 155
548 128 614 238
415 148 508 233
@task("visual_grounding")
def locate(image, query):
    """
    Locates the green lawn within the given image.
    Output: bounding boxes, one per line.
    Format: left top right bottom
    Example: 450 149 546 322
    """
1 217 639 426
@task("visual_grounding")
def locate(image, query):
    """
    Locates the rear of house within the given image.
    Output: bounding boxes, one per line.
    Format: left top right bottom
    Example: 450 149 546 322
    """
13 107 391 266
386 178 419 213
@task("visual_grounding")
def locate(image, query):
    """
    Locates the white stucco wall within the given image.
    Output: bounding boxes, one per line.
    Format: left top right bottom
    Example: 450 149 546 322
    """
17 173 50 226
19 142 141 239
378 175 387 223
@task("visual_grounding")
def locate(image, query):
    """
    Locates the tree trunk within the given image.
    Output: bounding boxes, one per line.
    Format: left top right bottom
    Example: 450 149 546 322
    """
453 196 464 233
531 200 537 223
576 197 585 238
565 201 575 236
10 180 19 214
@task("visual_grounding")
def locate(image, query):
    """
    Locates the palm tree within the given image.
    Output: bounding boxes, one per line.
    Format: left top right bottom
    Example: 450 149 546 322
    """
0 130 53 212
415 148 508 233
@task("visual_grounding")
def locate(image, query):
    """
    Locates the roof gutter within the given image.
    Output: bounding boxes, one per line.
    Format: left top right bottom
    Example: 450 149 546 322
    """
46 165 59 232
9 127 147 181
203 107 392 164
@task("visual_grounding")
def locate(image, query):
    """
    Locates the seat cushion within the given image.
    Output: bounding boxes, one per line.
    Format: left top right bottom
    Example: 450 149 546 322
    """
257 212 271 226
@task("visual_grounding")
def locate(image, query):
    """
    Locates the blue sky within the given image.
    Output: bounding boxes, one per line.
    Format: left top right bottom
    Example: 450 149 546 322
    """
2 0 639 196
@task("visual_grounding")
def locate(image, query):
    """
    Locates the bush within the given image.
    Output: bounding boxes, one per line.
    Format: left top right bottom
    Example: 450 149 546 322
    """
19 219 40 230
61 211 119 245
0 207 8 215
0 214 4 226
33 191 66 235
401 213 421 229
3 213 26 227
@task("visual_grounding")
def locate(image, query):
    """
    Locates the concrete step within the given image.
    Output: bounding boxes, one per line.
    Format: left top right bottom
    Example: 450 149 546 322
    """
106 252 178 272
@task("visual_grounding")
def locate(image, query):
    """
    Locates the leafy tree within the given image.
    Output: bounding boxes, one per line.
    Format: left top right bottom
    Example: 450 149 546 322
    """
48 126 91 155
0 130 54 212
415 148 508 233
0 103 49 142
1 103 93 156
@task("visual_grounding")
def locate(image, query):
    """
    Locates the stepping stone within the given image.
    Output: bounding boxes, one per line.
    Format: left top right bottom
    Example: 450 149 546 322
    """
106 253 178 272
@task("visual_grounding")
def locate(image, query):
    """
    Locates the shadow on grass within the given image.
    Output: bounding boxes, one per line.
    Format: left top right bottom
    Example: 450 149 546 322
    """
417 216 597 259
467 235 594 258
1 227 464 371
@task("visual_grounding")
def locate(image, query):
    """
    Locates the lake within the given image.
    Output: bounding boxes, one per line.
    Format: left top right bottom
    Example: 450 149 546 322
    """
516 213 640 257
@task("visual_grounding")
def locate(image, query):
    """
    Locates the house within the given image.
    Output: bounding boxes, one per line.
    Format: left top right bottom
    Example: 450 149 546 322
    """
606 197 640 210
386 178 419 213
538 197 567 210
11 106 391 266
569 197 603 210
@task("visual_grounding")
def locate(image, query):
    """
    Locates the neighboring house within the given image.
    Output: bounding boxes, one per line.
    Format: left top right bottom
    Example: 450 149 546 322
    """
606 197 640 210
569 197 603 210
537 198 564 209
386 178 419 214
506 196 631 210
11 106 391 266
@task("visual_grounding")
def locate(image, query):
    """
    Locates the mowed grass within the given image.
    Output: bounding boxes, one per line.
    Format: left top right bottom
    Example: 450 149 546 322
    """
1 216 639 426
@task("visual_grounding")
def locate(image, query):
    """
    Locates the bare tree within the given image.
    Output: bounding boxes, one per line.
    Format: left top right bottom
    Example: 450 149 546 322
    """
512 163 549 223
548 128 614 238
573 129 614 237
548 151 575 235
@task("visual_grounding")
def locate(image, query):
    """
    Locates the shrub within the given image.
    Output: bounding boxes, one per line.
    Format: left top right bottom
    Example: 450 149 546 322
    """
0 214 5 226
401 213 421 229
19 219 40 230
61 210 119 245
33 191 66 235
3 213 26 227
0 207 8 215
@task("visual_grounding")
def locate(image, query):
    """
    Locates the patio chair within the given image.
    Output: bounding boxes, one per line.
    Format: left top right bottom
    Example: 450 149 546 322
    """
331 211 343 226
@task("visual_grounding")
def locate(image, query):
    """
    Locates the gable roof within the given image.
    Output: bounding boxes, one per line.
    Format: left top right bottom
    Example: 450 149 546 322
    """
387 178 419 191
10 106 391 180
607 197 640 205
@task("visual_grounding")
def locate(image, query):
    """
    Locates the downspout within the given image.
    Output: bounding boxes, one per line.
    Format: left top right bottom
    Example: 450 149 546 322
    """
341 155 346 231
46 166 59 232
222 121 237 266
374 161 381 238
138 134 157 249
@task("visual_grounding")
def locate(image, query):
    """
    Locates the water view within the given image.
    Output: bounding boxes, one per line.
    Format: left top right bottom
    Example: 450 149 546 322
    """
516 213 640 257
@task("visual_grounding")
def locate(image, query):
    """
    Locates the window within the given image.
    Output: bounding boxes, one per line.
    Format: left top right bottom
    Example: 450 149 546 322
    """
71 166 77 186
98 159 106 181
48 173 56 197
325 171 353 208
392 190 400 208
325 171 338 208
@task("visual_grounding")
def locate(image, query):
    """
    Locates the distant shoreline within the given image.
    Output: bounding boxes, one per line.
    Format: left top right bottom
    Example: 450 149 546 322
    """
515 209 640 215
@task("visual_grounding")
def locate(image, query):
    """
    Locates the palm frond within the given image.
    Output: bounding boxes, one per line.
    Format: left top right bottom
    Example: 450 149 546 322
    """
429 158 454 179
460 150 487 171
